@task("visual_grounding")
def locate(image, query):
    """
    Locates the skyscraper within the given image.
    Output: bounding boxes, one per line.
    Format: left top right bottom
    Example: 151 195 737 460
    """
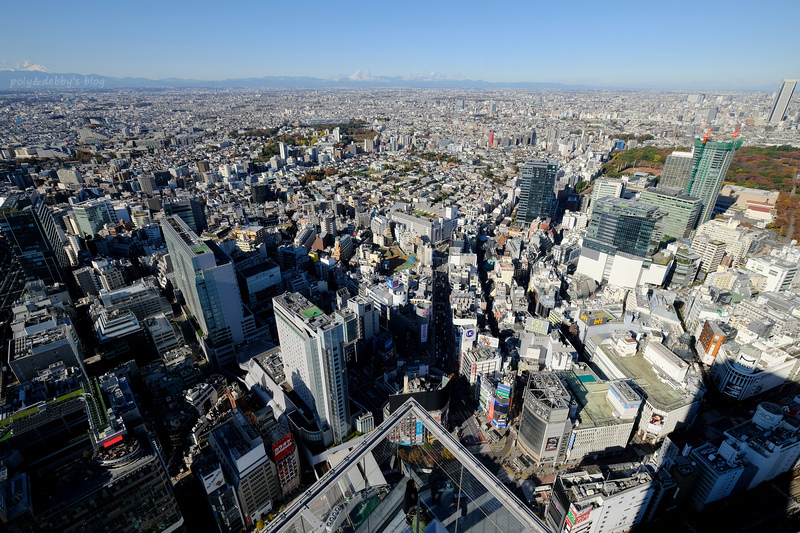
0 190 68 284
638 188 702 239
659 150 694 191
584 197 662 259
273 292 350 446
518 160 558 223
71 198 118 238
162 215 253 368
163 197 207 235
686 137 743 225
767 79 798 124
576 197 665 288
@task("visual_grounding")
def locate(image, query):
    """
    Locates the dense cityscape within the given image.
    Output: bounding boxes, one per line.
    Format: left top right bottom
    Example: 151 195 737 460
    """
0 78 799 533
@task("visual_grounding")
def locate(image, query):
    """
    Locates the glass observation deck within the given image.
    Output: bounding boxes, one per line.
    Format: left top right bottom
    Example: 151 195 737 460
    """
266 398 551 533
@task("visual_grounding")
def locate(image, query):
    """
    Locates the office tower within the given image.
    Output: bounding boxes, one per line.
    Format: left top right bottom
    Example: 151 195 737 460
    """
346 295 380 343
584 197 661 258
320 213 336 236
251 182 272 204
1 366 183 532
639 188 702 238
767 79 798 124
273 292 351 446
137 175 157 197
163 197 207 235
209 409 281 526
71 198 118 237
686 137 743 225
518 159 558 223
588 178 624 216
659 150 693 191
0 191 68 284
162 215 252 368
518 372 573 465
577 197 665 288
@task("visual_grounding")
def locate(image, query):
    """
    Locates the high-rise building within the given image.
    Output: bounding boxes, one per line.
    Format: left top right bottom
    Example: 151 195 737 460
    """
320 213 336 236
162 215 253 368
138 175 157 197
686 137 743 225
0 190 68 284
209 408 281 526
518 160 558 223
273 292 351 446
584 197 661 259
163 197 207 235
588 178 624 216
251 182 272 204
659 150 693 191
576 197 665 288
767 79 798 124
639 188 702 239
71 198 118 237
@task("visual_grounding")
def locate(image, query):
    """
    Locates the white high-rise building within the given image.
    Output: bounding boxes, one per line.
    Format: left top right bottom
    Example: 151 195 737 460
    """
767 79 798 124
274 292 351 446
162 215 254 368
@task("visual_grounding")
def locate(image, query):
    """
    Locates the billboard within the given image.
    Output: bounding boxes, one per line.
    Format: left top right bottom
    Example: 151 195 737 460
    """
565 504 591 529
477 334 500 348
646 413 665 435
421 323 428 343
545 437 560 452
524 317 550 335
272 433 294 462
203 466 226 495
496 383 511 399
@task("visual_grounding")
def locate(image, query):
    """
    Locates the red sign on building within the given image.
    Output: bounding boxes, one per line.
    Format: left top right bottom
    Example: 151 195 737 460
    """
273 433 294 462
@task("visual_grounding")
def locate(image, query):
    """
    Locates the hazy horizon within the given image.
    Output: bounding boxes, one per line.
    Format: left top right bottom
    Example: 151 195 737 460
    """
2 0 798 92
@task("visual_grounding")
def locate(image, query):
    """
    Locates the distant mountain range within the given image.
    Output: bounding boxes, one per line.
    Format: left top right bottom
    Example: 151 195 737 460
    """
0 70 593 91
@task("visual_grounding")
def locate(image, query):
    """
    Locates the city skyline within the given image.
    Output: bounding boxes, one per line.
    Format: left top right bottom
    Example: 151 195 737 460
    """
1 0 799 91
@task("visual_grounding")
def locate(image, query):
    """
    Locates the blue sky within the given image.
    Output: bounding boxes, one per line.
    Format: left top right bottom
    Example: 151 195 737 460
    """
1 0 798 90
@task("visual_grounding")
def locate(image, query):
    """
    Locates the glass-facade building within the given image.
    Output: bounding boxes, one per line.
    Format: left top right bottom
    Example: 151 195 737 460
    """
638 188 702 239
584 197 661 258
518 160 558 223
162 215 251 368
0 191 68 284
686 137 743 225
659 151 693 192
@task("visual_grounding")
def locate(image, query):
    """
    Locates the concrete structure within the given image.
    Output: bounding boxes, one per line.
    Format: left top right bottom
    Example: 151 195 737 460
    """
273 292 351 446
209 409 281 525
547 465 658 533
639 188 701 239
518 371 573 465
659 150 693 191
71 198 118 237
162 215 254 368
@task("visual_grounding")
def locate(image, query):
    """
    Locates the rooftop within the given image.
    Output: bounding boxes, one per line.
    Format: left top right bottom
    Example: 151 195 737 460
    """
596 343 688 411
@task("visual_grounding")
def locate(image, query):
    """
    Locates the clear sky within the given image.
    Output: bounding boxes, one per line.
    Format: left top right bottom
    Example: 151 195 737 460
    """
1 0 798 90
